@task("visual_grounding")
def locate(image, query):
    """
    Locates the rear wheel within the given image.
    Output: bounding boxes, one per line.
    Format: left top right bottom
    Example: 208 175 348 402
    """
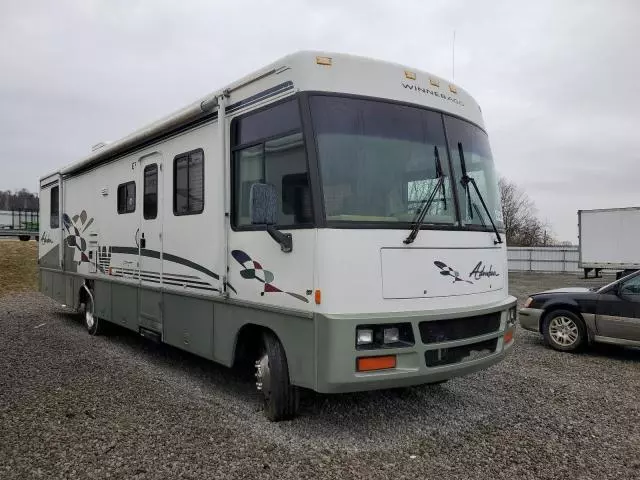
542 309 586 352
18 235 30 241
255 331 299 421
83 294 103 336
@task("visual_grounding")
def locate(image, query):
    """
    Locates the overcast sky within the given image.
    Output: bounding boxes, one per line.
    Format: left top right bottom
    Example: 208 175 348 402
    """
1 0 638 242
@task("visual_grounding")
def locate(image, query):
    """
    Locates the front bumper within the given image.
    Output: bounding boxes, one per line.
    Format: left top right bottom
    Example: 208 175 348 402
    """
518 307 544 333
313 296 518 393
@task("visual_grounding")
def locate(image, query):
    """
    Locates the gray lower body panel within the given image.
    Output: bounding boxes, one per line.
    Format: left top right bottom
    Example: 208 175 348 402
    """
314 296 518 394
518 307 544 333
163 292 214 360
39 268 316 389
40 268 516 394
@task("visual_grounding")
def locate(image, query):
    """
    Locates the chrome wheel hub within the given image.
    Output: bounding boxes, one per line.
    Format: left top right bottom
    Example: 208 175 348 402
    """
255 353 271 400
549 316 579 346
85 308 95 329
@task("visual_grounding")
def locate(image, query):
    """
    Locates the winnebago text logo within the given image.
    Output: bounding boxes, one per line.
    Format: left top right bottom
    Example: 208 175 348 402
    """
469 261 499 281
402 83 465 107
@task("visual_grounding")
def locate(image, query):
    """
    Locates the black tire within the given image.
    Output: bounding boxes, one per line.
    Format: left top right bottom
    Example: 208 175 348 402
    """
18 235 30 242
542 309 586 352
83 294 103 336
256 331 299 421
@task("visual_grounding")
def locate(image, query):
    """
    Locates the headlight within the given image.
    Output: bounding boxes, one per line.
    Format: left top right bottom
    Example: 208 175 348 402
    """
355 323 414 349
356 328 374 346
523 297 533 308
383 327 400 344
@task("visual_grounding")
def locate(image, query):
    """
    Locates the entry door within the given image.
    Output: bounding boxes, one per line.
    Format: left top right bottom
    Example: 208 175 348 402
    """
138 152 163 333
596 275 640 341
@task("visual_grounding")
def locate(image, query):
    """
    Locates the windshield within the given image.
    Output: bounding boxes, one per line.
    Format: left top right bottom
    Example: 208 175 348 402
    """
309 95 456 224
309 95 502 230
444 115 504 230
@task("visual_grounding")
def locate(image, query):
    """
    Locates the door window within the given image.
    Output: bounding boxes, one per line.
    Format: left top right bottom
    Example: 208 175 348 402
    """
620 275 640 301
50 186 59 228
143 164 158 219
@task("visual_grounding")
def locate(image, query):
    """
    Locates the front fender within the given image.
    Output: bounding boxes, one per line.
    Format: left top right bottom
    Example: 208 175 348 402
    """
537 299 595 339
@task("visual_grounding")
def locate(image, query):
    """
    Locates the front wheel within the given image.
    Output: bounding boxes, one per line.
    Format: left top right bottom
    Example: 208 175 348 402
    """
542 310 586 352
255 331 299 421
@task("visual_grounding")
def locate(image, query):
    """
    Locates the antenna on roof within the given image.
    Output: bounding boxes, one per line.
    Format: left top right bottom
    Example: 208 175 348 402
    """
452 29 456 81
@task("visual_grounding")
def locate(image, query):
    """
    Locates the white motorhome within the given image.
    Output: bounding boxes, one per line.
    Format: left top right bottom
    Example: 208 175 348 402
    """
39 51 517 420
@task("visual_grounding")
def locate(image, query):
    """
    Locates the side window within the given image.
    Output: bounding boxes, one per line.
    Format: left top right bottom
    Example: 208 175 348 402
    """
143 164 158 219
117 181 136 214
173 149 204 215
621 275 640 299
50 186 59 228
231 99 312 228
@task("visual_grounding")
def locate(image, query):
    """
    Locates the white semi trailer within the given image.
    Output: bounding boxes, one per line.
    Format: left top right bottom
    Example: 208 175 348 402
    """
579 207 640 279
39 51 517 420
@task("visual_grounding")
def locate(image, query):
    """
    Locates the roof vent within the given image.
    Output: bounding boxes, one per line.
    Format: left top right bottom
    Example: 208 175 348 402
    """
92 141 110 152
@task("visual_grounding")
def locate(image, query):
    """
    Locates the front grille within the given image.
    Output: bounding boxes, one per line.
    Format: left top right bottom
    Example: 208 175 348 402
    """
425 338 498 367
419 313 501 344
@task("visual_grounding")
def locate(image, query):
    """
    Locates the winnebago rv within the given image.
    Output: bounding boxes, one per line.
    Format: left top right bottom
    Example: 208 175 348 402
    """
39 51 517 420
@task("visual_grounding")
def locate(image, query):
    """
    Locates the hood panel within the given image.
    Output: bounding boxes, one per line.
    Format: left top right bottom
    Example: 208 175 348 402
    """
381 247 505 299
539 287 592 295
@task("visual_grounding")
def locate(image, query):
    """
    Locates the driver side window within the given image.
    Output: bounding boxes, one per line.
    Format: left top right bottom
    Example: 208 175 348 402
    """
231 99 312 229
620 275 640 301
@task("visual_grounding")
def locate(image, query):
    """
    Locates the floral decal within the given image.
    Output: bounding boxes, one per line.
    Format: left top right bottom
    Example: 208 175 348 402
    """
231 250 309 303
63 210 94 266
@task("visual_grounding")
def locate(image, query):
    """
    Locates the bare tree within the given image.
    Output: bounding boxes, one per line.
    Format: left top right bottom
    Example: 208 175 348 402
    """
0 189 39 211
499 177 553 246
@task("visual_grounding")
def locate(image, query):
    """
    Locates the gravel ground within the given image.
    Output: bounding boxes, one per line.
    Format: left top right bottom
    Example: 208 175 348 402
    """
1 273 639 479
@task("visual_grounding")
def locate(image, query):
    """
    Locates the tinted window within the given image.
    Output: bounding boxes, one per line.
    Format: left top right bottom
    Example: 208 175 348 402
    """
264 133 310 225
235 100 301 146
117 181 136 214
173 149 204 215
621 275 640 299
143 164 158 219
234 145 264 225
232 99 312 228
309 95 454 224
50 186 59 228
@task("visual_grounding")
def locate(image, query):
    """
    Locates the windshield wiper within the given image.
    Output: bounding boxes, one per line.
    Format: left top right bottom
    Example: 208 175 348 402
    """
403 146 446 245
434 144 447 210
458 142 503 245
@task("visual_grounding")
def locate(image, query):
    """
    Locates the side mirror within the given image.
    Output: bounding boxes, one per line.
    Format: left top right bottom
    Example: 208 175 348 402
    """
250 183 278 225
249 183 292 253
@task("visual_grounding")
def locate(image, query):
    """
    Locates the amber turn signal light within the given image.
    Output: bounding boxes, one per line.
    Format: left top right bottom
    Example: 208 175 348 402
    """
504 330 514 344
357 355 396 372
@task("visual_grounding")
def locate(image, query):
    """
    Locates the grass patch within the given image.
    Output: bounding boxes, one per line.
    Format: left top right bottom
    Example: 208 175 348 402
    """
0 239 39 296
